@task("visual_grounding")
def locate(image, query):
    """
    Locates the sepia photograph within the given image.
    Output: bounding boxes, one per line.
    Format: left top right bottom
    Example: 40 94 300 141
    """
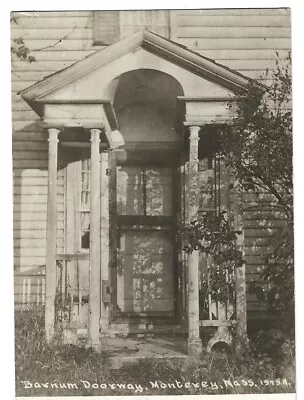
11 7 295 398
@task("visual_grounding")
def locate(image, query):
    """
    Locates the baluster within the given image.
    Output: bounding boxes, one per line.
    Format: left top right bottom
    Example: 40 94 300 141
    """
27 278 31 306
37 278 40 306
64 260 68 308
77 258 82 318
42 277 45 306
207 254 212 321
225 265 229 320
22 278 25 306
216 264 220 320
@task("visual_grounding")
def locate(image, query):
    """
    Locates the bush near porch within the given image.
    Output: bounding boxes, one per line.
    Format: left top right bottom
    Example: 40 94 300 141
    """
15 308 295 397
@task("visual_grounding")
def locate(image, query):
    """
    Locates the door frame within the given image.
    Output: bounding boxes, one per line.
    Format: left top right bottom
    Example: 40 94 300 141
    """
108 148 181 323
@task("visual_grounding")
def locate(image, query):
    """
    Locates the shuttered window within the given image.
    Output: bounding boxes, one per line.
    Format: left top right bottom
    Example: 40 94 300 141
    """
93 10 170 45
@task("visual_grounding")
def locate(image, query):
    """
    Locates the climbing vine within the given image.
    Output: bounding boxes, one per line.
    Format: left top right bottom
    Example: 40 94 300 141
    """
181 211 244 307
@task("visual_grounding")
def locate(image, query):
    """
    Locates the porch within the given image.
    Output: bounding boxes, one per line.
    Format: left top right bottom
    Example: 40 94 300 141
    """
18 30 250 356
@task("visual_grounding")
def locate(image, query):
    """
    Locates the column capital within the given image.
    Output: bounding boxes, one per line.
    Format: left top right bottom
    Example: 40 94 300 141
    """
47 127 60 143
90 128 101 143
188 125 201 140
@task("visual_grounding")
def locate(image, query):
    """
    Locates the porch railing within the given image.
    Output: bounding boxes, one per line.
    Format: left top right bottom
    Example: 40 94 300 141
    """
14 267 46 311
199 254 236 327
55 253 90 329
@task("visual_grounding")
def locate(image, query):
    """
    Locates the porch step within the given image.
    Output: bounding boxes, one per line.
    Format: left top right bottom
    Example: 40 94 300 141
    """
99 336 189 369
108 323 186 337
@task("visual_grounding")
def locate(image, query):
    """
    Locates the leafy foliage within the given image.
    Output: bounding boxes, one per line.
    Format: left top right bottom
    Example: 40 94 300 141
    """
181 211 243 304
221 54 294 335
15 309 295 396
222 53 292 218
10 15 36 63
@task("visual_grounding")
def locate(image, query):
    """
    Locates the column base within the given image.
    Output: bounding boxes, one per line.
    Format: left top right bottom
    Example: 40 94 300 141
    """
86 338 101 352
187 338 203 356
207 326 232 353
235 332 249 356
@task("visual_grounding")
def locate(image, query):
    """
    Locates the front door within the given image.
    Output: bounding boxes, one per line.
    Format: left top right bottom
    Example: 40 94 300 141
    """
114 159 177 319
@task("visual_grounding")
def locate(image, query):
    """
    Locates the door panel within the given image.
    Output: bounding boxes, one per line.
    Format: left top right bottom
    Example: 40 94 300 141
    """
117 230 174 313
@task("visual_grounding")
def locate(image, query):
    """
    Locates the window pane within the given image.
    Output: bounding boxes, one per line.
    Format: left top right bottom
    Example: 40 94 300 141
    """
80 211 90 249
80 160 90 250
116 166 144 215
146 168 173 216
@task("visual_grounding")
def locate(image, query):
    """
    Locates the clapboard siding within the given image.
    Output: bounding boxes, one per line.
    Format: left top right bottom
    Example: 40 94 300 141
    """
178 27 290 38
12 28 94 41
13 139 65 270
173 9 290 79
177 15 290 27
11 15 92 29
243 196 287 313
12 39 97 52
177 9 289 16
178 38 291 50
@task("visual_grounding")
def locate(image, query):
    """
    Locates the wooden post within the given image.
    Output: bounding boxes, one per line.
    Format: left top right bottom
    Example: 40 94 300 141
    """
100 151 110 334
233 179 248 351
89 128 101 349
45 127 60 342
187 125 203 356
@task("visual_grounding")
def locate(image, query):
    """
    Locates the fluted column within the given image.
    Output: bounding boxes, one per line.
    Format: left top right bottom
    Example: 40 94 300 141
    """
89 128 101 348
187 125 203 356
45 127 60 342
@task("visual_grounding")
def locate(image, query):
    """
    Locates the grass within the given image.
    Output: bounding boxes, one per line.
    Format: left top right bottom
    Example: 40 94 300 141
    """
15 307 296 396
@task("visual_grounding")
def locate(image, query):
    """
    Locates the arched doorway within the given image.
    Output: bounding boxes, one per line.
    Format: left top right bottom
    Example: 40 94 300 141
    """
109 69 185 326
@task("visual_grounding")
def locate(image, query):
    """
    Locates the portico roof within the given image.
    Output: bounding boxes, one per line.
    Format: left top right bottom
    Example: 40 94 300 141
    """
20 29 262 112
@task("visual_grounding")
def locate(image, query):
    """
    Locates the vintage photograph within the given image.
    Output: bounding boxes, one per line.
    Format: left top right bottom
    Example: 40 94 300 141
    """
11 8 295 397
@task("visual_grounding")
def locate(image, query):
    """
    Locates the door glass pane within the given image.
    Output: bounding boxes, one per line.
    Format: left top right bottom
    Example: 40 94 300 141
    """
146 167 173 216
116 166 144 215
117 230 174 313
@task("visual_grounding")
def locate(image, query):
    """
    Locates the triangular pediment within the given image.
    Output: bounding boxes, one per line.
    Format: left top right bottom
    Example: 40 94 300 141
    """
20 30 259 117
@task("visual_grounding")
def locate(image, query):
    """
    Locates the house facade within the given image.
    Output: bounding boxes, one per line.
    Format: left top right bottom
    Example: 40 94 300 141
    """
12 9 291 354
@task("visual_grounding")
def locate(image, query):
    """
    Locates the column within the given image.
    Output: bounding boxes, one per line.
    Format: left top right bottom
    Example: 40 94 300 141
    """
187 125 203 356
100 151 110 333
89 128 101 348
45 127 60 342
233 179 248 351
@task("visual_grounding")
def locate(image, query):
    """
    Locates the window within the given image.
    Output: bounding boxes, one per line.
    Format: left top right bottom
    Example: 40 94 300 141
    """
79 159 90 250
93 10 170 45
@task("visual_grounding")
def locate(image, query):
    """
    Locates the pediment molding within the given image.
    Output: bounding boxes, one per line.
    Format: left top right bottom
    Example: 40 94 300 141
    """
20 30 261 108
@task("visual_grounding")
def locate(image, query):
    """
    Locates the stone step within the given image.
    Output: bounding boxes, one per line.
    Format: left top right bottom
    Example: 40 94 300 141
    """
108 323 186 336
